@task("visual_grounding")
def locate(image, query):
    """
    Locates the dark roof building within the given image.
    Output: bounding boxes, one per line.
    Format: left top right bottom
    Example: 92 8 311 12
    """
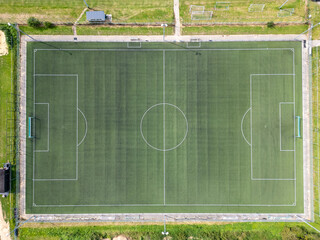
0 163 10 197
86 11 106 22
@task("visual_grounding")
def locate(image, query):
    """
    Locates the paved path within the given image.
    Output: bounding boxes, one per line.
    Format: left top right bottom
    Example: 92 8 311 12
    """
73 8 88 36
302 38 312 222
173 0 181 36
23 34 307 42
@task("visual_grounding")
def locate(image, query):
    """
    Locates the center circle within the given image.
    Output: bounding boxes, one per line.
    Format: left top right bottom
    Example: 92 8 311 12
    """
140 103 188 151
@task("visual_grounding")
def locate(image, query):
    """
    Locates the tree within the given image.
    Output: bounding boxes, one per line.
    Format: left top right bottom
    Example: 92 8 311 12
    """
44 21 54 29
27 17 42 28
267 21 275 28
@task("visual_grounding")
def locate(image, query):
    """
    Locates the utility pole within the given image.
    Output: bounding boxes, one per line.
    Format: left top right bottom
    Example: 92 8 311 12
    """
162 215 169 236
161 24 168 41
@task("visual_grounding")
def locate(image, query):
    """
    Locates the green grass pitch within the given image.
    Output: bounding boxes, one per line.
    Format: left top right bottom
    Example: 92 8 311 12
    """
25 41 303 214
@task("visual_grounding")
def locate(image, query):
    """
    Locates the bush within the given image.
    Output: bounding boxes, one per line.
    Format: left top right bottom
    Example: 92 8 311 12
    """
44 21 54 29
0 25 17 48
27 17 42 28
267 21 275 28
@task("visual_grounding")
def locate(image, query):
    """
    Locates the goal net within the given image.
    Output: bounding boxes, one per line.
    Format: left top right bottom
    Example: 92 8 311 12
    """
28 117 34 138
191 11 213 20
189 5 205 13
248 4 265 12
278 8 294 17
215 2 230 11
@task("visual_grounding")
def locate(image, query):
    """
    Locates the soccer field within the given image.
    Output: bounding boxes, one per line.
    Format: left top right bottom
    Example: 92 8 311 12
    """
25 41 303 214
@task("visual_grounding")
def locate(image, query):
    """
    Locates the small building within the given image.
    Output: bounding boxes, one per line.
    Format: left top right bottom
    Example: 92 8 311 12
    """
86 11 106 22
0 163 10 197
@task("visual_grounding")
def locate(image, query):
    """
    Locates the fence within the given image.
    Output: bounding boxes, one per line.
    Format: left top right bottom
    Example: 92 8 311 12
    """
313 46 319 221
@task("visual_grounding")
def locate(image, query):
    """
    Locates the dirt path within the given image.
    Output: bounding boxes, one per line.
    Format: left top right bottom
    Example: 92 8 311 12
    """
174 0 181 36
0 204 11 240
73 7 88 36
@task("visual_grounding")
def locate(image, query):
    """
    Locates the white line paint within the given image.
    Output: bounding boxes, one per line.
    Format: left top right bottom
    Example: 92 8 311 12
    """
31 47 299 208
163 50 166 205
240 108 251 146
140 103 188 151
34 203 296 207
32 49 36 205
35 48 295 52
77 108 88 147
293 48 297 205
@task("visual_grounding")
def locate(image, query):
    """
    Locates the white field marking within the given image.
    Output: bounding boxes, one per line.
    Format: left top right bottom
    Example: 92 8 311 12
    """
33 203 296 207
35 48 295 52
35 74 77 76
34 178 78 181
140 103 188 152
77 108 88 147
250 73 296 186
250 178 296 180
31 48 298 207
163 50 166 205
33 74 78 196
240 108 251 146
279 102 295 151
317 47 320 217
76 76 78 180
127 42 141 48
32 49 36 205
34 103 49 152
293 48 296 205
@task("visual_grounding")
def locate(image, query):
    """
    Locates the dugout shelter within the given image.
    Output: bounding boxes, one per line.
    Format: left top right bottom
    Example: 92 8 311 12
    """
0 163 10 197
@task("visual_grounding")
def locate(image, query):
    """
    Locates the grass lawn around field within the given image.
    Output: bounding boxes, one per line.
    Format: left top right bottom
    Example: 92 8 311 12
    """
180 0 305 24
0 47 16 234
183 25 308 35
0 0 174 24
18 222 320 240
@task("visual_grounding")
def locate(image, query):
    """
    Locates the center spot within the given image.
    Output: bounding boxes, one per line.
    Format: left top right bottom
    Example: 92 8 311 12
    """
140 103 188 151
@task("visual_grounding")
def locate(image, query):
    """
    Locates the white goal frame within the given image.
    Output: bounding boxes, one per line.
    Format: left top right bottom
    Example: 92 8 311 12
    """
215 2 230 11
191 11 213 20
248 4 265 12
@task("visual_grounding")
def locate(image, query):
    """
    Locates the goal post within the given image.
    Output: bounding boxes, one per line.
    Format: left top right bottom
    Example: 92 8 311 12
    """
191 11 213 20
278 8 294 17
189 5 205 13
215 2 230 11
296 116 301 138
28 117 34 139
248 4 265 12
